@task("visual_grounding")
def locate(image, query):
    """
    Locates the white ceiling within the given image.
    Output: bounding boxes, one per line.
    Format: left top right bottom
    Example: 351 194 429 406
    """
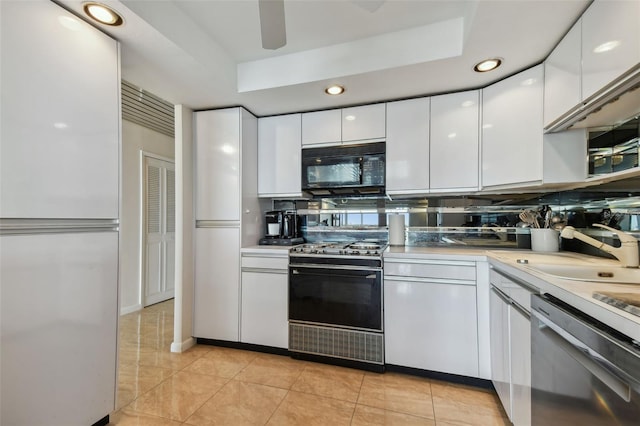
57 0 590 116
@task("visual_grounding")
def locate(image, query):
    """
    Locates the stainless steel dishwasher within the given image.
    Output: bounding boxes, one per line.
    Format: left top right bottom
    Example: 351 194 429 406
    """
531 294 640 425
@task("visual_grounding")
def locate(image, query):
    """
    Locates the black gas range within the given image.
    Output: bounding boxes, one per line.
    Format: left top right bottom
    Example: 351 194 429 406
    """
288 240 387 371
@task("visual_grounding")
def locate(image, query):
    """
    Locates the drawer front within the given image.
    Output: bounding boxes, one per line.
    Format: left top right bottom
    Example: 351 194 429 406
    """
241 255 288 271
490 268 509 292
385 261 476 282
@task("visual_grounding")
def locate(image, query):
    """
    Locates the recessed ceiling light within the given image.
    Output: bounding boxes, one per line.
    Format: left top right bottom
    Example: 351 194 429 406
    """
593 40 621 53
325 85 345 95
344 115 356 121
474 58 502 73
461 100 475 107
83 2 123 26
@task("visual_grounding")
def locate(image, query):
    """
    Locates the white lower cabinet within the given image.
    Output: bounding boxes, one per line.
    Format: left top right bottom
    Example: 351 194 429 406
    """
384 259 479 377
510 304 531 426
240 252 289 348
194 227 241 341
490 288 512 419
490 266 533 426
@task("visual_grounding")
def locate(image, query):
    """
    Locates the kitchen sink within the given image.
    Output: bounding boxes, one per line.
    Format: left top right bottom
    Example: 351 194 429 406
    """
525 263 640 284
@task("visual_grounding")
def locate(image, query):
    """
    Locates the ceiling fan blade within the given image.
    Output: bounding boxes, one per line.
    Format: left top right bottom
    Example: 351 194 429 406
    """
259 0 287 50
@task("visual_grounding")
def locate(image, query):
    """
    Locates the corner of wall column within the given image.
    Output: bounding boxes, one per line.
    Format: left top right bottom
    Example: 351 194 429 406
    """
172 104 195 352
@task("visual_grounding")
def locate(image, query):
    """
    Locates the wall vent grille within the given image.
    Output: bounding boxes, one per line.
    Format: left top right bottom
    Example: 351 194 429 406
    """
122 80 174 137
289 323 384 364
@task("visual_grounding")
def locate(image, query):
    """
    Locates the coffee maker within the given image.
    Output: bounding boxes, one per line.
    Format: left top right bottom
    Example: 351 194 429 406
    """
259 210 304 246
263 210 283 239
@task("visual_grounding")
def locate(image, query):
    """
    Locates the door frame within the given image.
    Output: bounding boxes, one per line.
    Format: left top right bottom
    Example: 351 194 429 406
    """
140 151 175 308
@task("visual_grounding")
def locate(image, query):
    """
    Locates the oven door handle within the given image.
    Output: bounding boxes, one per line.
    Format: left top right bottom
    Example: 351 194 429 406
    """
289 264 382 273
290 269 380 280
533 310 632 402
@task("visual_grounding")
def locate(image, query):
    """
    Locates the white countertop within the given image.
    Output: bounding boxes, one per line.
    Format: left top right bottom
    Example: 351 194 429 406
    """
384 245 490 261
486 250 640 343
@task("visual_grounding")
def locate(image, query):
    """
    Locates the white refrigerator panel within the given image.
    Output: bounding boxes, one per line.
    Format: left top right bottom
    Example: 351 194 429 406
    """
0 1 120 219
0 232 119 426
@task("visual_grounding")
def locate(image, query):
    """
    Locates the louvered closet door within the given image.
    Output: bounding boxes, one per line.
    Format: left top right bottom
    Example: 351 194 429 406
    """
145 156 175 306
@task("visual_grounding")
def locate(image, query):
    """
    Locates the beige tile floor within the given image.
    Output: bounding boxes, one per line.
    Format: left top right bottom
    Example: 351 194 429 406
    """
110 299 510 426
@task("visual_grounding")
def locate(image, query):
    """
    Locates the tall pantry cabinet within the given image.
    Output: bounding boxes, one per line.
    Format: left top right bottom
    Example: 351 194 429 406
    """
193 108 261 341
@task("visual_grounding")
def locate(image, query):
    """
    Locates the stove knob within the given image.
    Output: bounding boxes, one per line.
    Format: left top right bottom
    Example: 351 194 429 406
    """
366 250 371 255
353 250 360 255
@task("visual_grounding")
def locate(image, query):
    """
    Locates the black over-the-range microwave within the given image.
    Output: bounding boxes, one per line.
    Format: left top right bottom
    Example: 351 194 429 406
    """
301 142 385 197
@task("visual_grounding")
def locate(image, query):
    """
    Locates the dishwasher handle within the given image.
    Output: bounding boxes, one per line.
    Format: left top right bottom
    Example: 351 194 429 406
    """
533 309 632 402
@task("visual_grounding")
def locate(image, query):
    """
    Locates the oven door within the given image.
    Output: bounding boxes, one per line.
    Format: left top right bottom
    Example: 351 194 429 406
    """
289 264 382 331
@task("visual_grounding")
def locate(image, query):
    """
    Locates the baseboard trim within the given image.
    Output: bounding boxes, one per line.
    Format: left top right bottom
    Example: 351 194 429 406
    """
385 364 495 390
119 304 142 316
196 338 289 357
171 337 196 353
91 414 109 426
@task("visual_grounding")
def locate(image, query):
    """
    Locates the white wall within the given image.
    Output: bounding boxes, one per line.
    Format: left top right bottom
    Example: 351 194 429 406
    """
120 120 174 315
172 105 195 352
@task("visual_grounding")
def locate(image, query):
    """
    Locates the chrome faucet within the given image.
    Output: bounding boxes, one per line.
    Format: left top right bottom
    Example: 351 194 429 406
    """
560 224 639 268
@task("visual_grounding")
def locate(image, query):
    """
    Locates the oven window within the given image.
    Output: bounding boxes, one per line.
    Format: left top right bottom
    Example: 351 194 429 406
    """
289 267 382 331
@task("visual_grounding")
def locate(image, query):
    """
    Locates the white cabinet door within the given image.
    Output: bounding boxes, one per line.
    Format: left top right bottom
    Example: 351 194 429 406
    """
301 109 341 146
430 90 479 190
510 305 531 426
1 232 118 425
581 0 640 101
342 104 386 142
258 114 302 197
482 65 544 188
385 278 479 377
544 21 582 127
0 1 119 219
194 227 240 341
195 109 240 221
490 288 512 419
241 270 288 348
385 98 430 194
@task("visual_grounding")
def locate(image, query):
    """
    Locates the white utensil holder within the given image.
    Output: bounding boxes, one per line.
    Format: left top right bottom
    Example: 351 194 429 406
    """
530 228 560 252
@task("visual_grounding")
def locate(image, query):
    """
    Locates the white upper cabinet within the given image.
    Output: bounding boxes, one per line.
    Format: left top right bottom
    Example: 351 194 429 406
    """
301 109 341 146
386 98 430 195
0 1 119 219
301 104 386 147
544 21 582 127
258 114 302 197
195 109 241 221
581 0 640 101
430 90 480 191
482 65 544 188
342 104 386 143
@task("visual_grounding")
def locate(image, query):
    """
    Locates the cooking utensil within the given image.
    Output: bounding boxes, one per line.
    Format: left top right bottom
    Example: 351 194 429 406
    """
544 209 552 229
519 210 540 228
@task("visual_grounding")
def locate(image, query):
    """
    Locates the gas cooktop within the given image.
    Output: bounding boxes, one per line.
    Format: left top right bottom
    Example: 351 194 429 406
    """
290 241 387 257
